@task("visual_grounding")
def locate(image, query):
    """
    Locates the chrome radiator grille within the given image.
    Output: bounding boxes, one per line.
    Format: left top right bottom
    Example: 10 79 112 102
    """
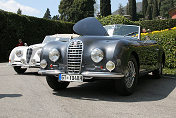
67 40 83 74
26 48 33 63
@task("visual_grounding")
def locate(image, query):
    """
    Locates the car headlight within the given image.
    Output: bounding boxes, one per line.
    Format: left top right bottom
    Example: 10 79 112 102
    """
16 50 23 57
106 61 115 72
91 48 104 63
49 49 60 62
40 59 47 69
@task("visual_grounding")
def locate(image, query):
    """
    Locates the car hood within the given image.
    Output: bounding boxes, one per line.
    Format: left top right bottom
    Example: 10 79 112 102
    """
29 43 45 49
73 17 109 36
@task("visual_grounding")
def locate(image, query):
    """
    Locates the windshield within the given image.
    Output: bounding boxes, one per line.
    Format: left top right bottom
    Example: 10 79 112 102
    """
104 24 140 38
42 36 69 44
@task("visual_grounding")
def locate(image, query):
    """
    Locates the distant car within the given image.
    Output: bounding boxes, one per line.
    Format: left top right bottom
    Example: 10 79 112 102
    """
38 17 165 95
9 34 79 74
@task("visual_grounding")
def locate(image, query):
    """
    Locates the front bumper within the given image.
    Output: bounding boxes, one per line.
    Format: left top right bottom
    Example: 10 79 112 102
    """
9 62 40 68
38 70 124 78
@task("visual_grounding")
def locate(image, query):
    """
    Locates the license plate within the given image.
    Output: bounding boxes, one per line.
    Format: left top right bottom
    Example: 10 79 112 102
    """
59 74 83 82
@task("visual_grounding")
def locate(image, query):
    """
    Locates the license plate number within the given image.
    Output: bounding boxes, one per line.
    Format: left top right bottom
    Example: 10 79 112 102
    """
59 74 83 82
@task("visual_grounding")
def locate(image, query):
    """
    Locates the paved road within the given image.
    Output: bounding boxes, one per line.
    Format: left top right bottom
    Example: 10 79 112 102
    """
0 63 176 118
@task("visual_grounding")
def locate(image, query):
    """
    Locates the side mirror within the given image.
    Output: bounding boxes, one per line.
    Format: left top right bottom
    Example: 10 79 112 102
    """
24 43 28 46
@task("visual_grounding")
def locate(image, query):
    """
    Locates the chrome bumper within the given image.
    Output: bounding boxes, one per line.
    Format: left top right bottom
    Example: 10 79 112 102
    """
38 70 124 78
9 62 40 68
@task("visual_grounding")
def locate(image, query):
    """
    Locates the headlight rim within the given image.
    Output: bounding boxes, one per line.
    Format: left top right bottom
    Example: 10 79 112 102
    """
16 50 23 57
49 48 60 62
91 48 104 63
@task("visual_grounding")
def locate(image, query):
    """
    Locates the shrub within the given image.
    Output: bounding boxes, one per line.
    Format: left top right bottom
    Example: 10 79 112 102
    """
98 15 134 26
0 10 74 62
141 28 176 68
135 19 176 31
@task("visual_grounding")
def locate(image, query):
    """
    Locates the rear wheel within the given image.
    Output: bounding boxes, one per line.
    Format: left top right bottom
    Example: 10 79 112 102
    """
115 55 139 96
13 66 27 74
46 76 70 91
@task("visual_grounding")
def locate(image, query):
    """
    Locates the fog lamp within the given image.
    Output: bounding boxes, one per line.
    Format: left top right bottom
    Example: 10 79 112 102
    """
106 61 115 72
40 59 47 69
31 59 36 64
21 59 25 64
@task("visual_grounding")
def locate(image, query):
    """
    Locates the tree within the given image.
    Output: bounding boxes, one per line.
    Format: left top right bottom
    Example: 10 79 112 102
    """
126 2 129 15
43 8 51 19
52 15 60 20
118 4 124 16
17 8 22 15
70 0 95 22
152 0 159 19
100 0 111 17
59 0 74 21
129 0 137 21
146 4 152 20
160 0 175 18
142 0 148 16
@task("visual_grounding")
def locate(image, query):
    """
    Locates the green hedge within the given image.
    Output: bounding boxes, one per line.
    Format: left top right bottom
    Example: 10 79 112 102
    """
98 15 176 31
141 30 176 68
98 15 134 26
135 19 176 31
0 10 74 62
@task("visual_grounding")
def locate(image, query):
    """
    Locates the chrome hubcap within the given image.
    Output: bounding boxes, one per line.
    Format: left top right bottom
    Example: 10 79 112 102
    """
125 61 136 88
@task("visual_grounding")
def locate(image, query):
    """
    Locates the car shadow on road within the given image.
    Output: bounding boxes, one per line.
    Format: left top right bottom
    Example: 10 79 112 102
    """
22 72 40 76
53 75 176 102
0 94 22 99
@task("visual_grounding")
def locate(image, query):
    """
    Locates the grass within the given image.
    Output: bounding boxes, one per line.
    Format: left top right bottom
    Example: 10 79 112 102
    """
163 68 176 76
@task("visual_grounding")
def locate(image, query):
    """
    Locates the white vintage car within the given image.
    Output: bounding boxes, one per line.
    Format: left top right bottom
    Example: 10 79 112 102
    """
9 34 79 74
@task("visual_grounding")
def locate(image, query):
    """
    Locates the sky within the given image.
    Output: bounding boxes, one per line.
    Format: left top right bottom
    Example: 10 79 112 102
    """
0 0 142 18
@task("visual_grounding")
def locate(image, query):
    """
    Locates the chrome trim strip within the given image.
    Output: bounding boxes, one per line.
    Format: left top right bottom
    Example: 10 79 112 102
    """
38 70 124 78
81 71 124 78
38 70 63 75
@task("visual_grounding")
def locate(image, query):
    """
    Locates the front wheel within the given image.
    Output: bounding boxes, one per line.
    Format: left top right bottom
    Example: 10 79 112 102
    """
46 76 70 91
13 66 27 74
115 55 139 96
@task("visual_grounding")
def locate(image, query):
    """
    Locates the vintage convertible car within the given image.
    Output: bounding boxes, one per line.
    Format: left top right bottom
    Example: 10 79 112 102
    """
38 17 165 95
9 34 79 74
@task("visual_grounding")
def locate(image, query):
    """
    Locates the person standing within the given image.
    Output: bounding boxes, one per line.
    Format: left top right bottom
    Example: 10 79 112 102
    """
16 39 24 47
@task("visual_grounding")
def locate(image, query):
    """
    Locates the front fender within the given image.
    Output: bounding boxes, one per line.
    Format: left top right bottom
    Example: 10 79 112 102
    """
9 46 28 63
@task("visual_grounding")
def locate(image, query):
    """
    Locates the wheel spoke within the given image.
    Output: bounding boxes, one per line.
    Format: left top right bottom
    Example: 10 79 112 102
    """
125 61 136 88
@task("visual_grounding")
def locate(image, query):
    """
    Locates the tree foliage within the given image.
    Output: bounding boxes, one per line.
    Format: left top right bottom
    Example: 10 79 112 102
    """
118 4 124 16
146 3 152 20
69 0 95 22
43 8 51 19
126 3 129 15
128 0 137 21
59 0 95 22
17 8 22 15
142 0 148 16
100 0 111 17
59 0 74 21
152 0 159 19
52 15 60 20
160 0 175 18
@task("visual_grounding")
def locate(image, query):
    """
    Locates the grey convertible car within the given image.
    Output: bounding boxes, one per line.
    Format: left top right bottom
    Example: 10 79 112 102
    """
38 17 165 95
